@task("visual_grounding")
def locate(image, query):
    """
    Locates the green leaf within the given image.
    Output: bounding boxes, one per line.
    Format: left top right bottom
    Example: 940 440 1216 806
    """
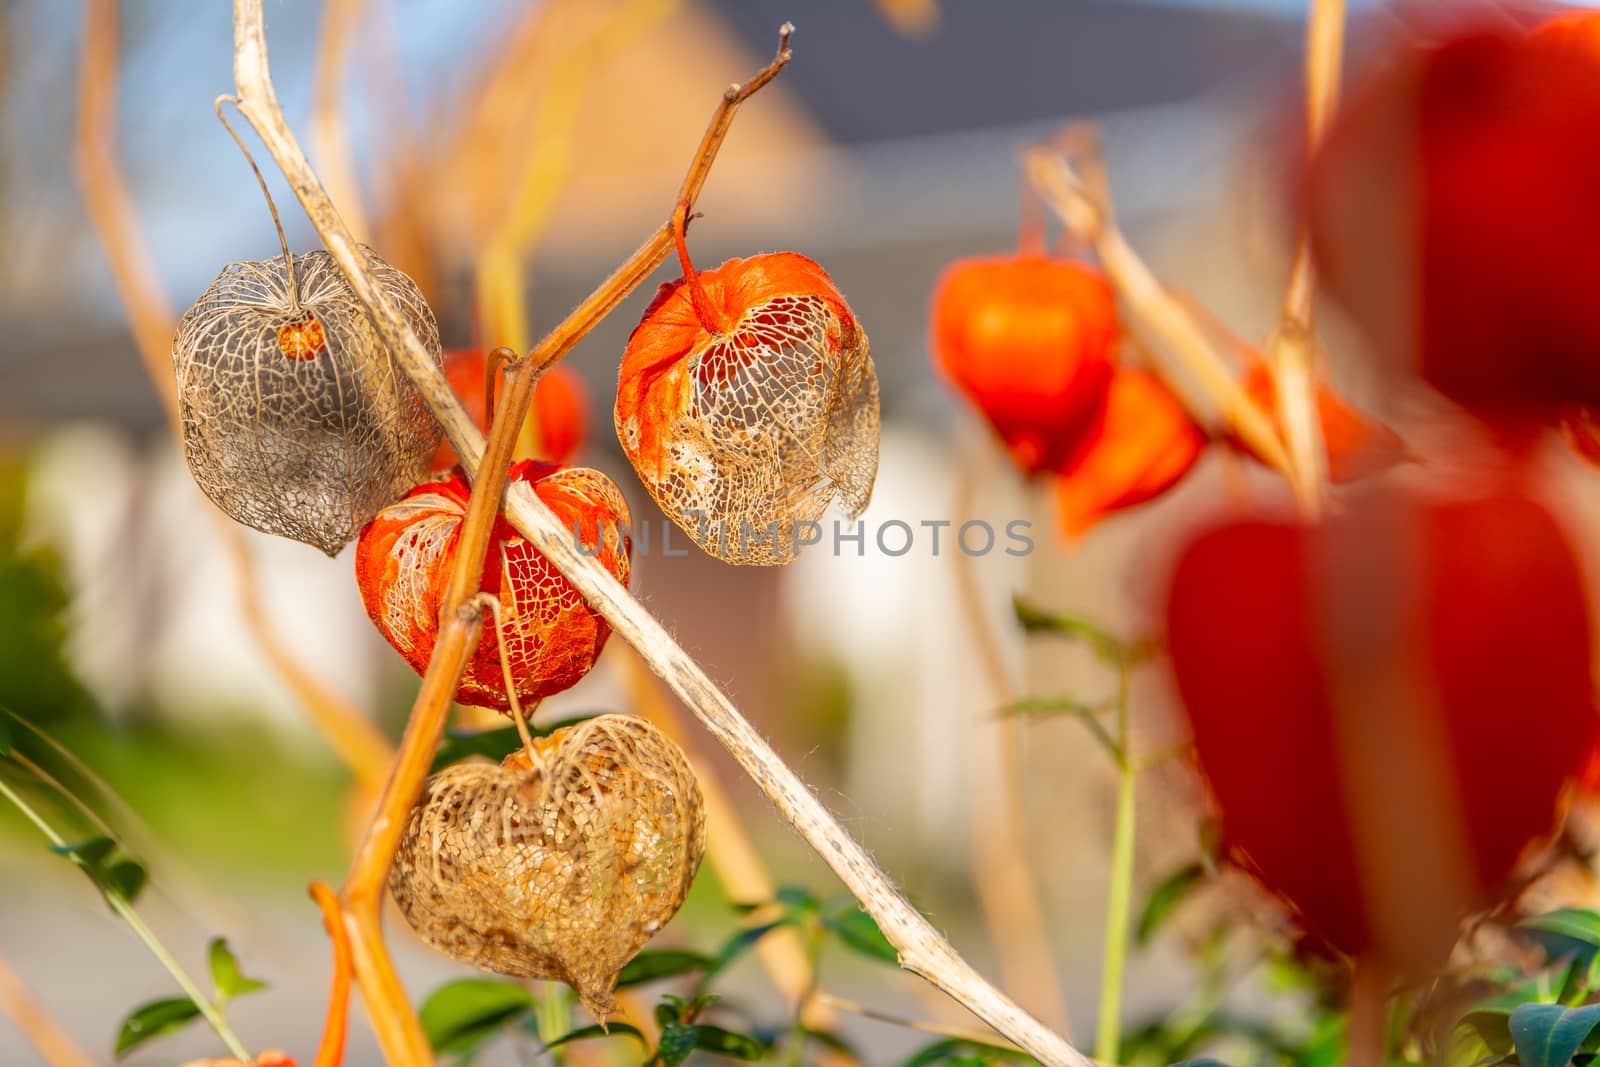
899 1037 1038 1067
1012 596 1128 663
103 860 147 905
114 996 202 1057
691 1024 769 1060
708 920 792 977
823 906 899 965
657 1022 700 1067
544 1022 645 1050
431 715 595 772
51 836 116 869
1511 1002 1600 1067
419 978 538 1055
1136 863 1205 946
616 950 714 988
1460 987 1547 1055
1523 911 1600 969
775 886 820 915
208 938 267 1003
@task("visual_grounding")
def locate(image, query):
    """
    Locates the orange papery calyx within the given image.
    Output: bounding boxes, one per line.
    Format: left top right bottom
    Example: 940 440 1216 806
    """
431 349 589 469
931 254 1117 476
355 460 631 710
1054 367 1207 538
614 203 880 566
1232 361 1409 484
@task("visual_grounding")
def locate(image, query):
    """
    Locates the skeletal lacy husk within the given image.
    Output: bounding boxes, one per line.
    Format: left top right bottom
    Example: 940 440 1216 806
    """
172 248 443 556
391 715 706 1017
616 253 880 566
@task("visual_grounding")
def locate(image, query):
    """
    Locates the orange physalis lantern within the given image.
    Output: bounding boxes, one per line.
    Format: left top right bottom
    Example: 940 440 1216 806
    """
931 255 1117 475
355 460 631 709
615 206 879 566
1054 368 1206 537
1233 362 1408 483
432 350 589 469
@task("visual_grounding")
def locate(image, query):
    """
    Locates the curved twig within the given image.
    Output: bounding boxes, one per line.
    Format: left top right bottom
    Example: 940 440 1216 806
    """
229 4 1087 1064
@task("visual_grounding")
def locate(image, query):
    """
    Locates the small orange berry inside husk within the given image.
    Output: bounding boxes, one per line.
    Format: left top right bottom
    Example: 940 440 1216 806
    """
389 715 706 1019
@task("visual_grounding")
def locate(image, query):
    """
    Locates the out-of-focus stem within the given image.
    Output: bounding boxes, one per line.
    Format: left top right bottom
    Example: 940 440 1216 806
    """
951 454 1071 1038
310 0 372 243
1267 0 1346 520
0 948 95 1067
73 0 395 791
1093 665 1136 1064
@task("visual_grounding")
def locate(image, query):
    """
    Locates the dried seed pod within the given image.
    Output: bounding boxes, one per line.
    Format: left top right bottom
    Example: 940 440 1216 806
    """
172 249 444 556
355 460 631 710
391 715 706 1018
615 247 880 566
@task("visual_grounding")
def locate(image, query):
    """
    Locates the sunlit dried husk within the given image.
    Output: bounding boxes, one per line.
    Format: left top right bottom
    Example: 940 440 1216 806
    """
391 715 706 1018
172 248 443 556
355 460 632 710
616 253 880 566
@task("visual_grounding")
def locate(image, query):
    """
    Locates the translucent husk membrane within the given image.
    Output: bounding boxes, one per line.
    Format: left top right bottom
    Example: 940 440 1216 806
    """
390 715 706 1018
619 284 880 566
172 248 443 555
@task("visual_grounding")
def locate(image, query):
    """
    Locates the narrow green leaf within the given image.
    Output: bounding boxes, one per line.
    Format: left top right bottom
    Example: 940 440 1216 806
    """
51 836 116 871
775 886 820 915
1522 911 1600 971
114 996 201 1057
207 938 267 1003
1136 863 1205 946
1510 1002 1600 1067
823 907 900 965
708 920 791 977
419 978 538 1055
616 950 714 988
1012 596 1127 663
544 1022 645 1050
691 1024 769 1060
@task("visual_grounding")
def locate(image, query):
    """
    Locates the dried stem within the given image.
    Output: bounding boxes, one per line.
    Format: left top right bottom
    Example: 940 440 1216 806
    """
216 96 300 305
617 647 843 1039
0 948 96 1067
673 199 731 335
73 0 395 791
1266 0 1347 519
815 991 1027 1054
951 453 1071 1037
310 0 372 243
231 4 1088 1064
310 881 354 1067
1023 134 1302 503
336 354 541 1066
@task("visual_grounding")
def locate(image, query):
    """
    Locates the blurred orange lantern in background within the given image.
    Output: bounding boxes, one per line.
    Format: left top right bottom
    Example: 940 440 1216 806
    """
431 349 589 469
1054 367 1206 537
931 255 1117 475
1230 361 1407 484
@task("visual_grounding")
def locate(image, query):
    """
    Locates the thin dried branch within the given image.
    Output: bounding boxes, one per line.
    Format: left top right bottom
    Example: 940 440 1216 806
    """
1267 0 1348 518
336 349 536 1066
952 450 1070 1037
816 991 1027 1054
230 4 1088 1064
1023 134 1302 504
311 0 372 243
0 949 96 1067
74 0 395 790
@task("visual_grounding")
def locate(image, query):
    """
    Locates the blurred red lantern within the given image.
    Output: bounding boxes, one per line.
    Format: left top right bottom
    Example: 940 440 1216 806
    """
931 255 1117 475
1054 367 1206 537
1560 406 1600 467
355 460 631 710
1531 9 1600 59
1231 361 1408 483
1307 27 1600 427
432 350 588 469
1165 484 1598 973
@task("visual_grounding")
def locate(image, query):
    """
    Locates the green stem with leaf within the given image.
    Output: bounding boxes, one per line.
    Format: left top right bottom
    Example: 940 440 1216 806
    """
0 775 252 1061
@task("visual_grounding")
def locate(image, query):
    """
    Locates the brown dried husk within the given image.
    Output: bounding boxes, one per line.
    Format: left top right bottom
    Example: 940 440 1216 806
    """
171 248 443 556
391 715 706 1018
